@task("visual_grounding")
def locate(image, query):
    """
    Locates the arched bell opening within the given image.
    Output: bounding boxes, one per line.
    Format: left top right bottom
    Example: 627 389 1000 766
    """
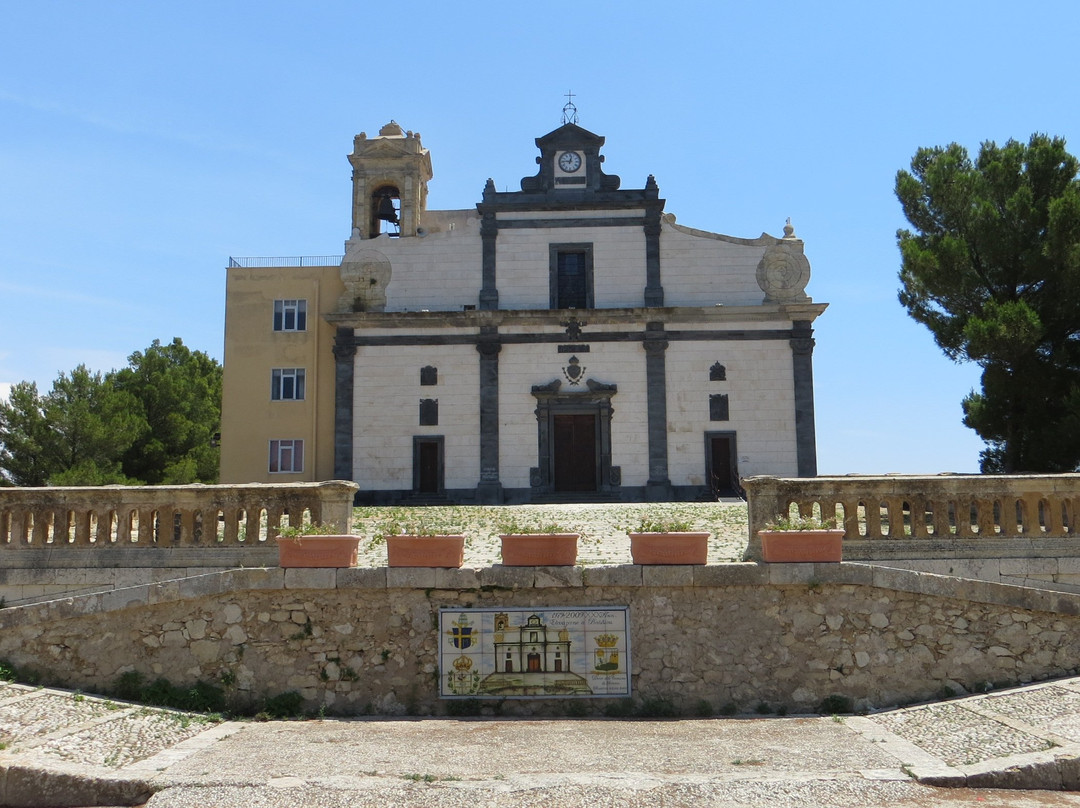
371 184 401 237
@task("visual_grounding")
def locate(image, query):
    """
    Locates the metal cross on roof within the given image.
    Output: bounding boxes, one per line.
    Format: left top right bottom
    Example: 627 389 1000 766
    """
561 90 579 125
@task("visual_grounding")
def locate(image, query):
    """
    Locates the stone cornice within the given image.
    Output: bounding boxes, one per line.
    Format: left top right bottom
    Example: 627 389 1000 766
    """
324 303 828 330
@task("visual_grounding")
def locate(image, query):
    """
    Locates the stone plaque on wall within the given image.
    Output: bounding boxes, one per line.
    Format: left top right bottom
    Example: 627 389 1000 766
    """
439 607 630 699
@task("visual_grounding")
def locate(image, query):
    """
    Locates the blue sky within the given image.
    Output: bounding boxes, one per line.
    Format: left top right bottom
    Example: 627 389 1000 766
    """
2 1 1078 475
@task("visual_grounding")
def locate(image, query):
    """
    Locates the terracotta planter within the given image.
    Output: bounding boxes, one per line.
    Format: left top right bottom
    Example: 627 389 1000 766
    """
758 529 844 563
629 531 709 565
276 535 360 568
498 533 579 566
386 534 465 568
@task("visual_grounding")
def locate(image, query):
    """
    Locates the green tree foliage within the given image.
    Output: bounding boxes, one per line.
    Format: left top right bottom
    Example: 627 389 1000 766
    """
0 338 221 486
110 338 222 484
0 367 143 486
896 134 1080 472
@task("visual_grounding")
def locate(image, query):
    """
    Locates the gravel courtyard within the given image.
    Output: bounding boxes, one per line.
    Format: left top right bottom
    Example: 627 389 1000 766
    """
349 501 750 567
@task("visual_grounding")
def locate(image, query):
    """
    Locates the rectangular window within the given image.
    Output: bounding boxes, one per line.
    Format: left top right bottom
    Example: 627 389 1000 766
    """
273 299 307 332
269 439 304 473
419 398 439 426
271 368 306 401
549 244 594 310
709 394 730 421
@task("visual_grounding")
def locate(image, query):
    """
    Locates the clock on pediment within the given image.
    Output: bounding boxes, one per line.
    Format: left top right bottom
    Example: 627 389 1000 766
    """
520 123 621 193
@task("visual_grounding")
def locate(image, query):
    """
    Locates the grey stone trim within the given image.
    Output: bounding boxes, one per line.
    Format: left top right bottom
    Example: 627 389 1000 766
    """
332 327 356 480
476 327 502 503
349 329 794 348
790 320 818 477
496 216 646 229
557 344 590 353
530 379 618 496
643 322 672 500
480 210 498 310
644 201 664 306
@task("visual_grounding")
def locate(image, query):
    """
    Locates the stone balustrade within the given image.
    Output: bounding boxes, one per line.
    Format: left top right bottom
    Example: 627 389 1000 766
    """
743 474 1080 562
0 482 358 567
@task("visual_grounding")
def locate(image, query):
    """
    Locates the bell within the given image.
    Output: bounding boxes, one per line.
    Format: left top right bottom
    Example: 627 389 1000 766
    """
376 194 399 224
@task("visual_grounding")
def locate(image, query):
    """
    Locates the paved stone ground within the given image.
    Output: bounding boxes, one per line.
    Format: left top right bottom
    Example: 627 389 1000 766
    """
7 677 1080 807
350 501 752 567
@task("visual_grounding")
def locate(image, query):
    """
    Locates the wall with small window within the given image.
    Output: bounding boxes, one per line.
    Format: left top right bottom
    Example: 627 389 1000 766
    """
220 264 343 483
494 222 646 310
351 344 479 490
664 334 798 484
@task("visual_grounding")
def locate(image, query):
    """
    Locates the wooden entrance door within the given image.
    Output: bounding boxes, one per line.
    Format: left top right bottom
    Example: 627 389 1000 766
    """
416 440 441 494
553 414 597 492
708 434 737 496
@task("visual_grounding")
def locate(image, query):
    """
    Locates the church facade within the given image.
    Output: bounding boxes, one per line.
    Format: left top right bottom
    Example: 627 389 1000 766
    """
219 120 826 502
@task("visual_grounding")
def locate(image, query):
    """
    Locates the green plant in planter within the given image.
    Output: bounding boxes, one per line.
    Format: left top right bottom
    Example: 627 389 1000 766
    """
375 519 462 539
763 514 837 531
635 515 694 533
275 522 347 540
495 517 573 535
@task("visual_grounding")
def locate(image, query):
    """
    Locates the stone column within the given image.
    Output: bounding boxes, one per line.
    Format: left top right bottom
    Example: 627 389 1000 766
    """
332 327 356 481
476 327 503 503
644 322 672 500
790 320 818 477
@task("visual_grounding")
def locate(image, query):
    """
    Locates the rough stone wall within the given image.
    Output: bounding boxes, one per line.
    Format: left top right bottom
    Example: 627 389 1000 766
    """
2 564 1078 717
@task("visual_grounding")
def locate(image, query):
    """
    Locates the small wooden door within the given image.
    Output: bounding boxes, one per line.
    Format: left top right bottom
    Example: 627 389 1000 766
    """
553 414 597 492
709 435 736 496
417 440 441 493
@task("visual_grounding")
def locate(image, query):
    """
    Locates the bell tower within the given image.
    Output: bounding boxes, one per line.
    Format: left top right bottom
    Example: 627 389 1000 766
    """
347 121 432 239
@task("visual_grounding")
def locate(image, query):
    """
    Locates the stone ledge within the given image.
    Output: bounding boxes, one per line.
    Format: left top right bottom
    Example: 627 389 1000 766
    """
5 563 1080 629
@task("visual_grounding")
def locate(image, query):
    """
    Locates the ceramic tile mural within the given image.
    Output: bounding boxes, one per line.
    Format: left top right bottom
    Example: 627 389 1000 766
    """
439 607 631 699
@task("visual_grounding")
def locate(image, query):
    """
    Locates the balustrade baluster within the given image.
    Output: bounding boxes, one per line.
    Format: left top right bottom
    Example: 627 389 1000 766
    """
10 510 28 544
32 511 52 545
179 509 195 544
74 509 93 545
975 498 996 536
909 497 929 539
885 498 905 539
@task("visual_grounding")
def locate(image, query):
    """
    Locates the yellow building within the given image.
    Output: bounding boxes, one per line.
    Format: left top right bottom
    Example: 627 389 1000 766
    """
220 120 826 502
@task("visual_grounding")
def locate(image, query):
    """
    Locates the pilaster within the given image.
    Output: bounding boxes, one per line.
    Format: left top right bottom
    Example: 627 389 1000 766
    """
476 327 503 503
643 322 672 500
790 320 818 477
332 327 356 480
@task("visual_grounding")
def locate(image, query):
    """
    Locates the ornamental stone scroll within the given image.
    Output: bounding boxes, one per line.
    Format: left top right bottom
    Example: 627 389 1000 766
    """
756 234 811 303
339 249 392 313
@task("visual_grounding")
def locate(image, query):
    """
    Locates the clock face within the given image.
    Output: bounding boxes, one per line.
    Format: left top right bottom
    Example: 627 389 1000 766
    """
558 151 582 173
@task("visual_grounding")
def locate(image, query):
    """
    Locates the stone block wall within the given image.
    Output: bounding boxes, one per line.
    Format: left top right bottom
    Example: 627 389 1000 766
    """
2 563 1078 718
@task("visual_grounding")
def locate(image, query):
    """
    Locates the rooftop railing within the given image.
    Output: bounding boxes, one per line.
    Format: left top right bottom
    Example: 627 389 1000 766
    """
228 256 344 268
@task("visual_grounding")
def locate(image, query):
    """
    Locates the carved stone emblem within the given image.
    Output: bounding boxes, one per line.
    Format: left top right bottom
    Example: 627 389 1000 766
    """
562 356 586 386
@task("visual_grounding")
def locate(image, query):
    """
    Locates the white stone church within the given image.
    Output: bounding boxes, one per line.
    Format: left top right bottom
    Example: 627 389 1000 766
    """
218 117 826 502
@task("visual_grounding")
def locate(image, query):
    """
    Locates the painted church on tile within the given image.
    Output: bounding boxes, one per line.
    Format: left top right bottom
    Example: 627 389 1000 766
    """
219 114 827 503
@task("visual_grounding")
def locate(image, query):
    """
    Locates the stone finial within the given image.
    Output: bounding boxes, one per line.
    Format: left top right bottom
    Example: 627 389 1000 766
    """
484 178 497 195
783 218 796 239
379 121 404 137
645 175 659 191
